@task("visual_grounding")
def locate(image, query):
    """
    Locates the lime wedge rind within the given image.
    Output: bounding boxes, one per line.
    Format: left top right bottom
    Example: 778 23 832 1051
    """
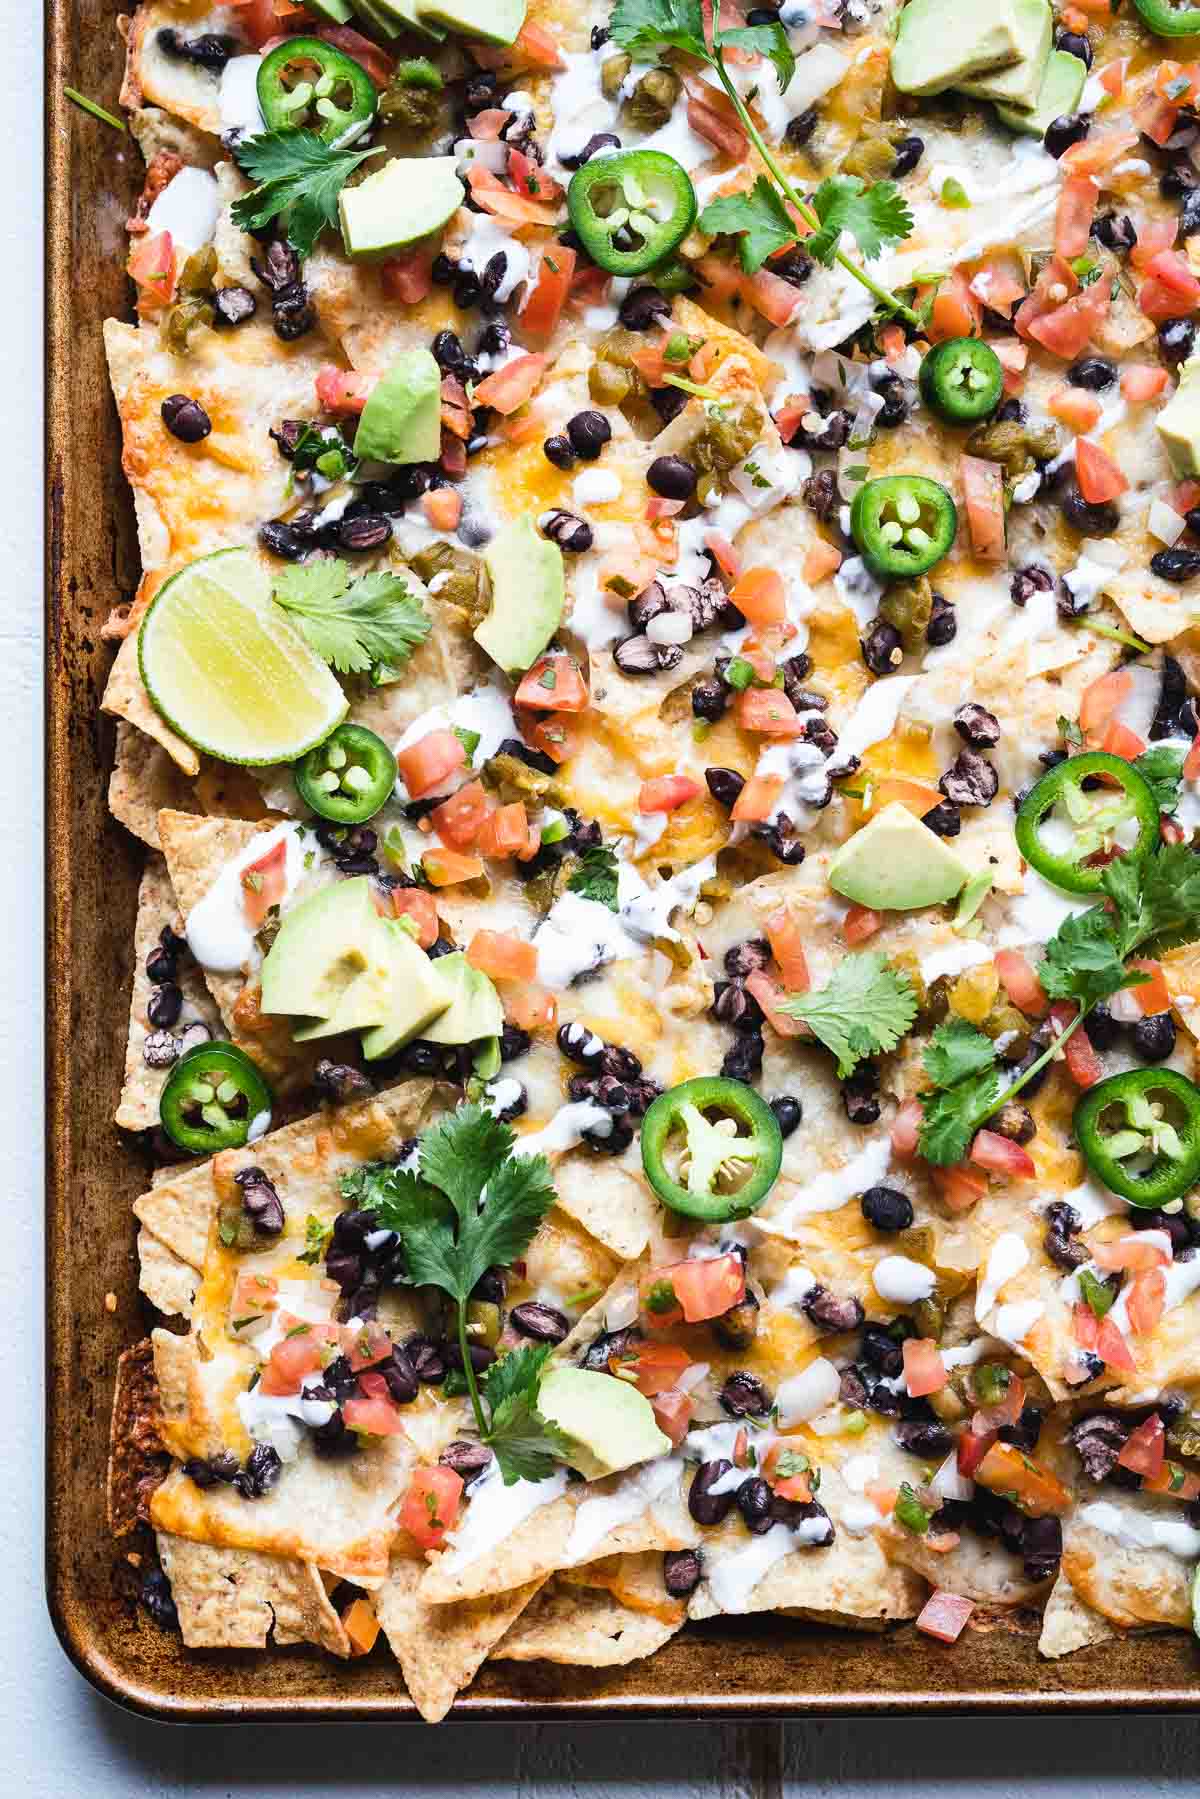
139 547 348 766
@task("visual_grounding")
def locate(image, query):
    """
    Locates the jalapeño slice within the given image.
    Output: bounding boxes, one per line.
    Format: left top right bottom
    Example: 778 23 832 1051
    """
257 38 377 144
1133 0 1200 36
294 723 397 824
640 1076 783 1222
1014 751 1159 895
850 475 957 579
1074 1067 1200 1207
919 338 1004 424
567 150 697 277
160 1042 273 1155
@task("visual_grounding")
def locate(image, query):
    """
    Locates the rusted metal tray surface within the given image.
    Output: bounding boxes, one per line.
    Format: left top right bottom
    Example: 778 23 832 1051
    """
43 0 1200 1720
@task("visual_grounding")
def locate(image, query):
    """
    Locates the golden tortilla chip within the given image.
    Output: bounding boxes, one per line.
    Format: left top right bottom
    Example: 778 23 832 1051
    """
375 1556 546 1723
109 722 198 848
495 1574 682 1667
156 1531 351 1655
117 854 221 1132
138 1225 199 1319
878 1517 1048 1607
1038 1572 1116 1660
1062 1507 1192 1630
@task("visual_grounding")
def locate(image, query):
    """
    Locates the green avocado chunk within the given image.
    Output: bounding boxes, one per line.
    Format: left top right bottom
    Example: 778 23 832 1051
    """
300 0 354 23
261 880 395 1027
353 348 442 466
957 0 1052 109
474 516 565 674
419 952 504 1046
828 802 970 911
354 0 445 37
358 920 456 1060
995 48 1088 135
1157 354 1200 479
891 0 1026 96
537 1368 672 1480
339 155 463 262
416 0 525 46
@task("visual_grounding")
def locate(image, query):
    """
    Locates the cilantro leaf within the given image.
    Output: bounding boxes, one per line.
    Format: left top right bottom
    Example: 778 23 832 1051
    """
918 1065 1000 1166
1037 903 1136 1014
567 843 619 912
232 130 380 259
609 0 707 60
781 952 918 1078
481 1342 554 1412
346 1161 460 1293
1133 745 1185 816
922 1017 996 1089
451 1149 559 1300
699 175 798 274
804 176 913 267
418 1106 515 1226
716 22 795 91
273 560 430 681
480 1345 573 1485
1119 841 1200 953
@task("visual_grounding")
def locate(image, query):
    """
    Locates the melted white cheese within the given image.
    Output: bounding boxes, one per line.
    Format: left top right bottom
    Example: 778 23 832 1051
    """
762 1134 893 1234
565 1455 682 1563
439 1463 570 1573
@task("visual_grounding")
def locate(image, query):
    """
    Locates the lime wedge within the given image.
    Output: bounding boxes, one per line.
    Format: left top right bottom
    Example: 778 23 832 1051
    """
138 548 348 765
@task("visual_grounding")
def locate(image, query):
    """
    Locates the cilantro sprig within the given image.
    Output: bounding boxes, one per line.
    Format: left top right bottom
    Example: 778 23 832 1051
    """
273 560 430 685
611 0 916 319
232 129 381 259
780 952 918 1078
567 843 620 911
343 1104 566 1483
917 1020 1000 1166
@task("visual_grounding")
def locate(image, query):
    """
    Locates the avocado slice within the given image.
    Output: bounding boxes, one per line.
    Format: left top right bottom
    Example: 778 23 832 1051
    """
828 802 970 912
261 880 393 1024
474 516 565 675
957 0 1052 109
995 49 1087 135
347 0 404 39
891 0 1025 96
338 155 463 263
537 1368 672 1480
1157 355 1200 480
353 348 443 466
420 952 504 1046
359 921 456 1060
301 0 354 22
359 0 446 39
291 908 395 1041
416 0 525 46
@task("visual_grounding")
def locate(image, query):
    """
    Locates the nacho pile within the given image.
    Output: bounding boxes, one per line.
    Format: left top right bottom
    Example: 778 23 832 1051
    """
96 0 1200 1717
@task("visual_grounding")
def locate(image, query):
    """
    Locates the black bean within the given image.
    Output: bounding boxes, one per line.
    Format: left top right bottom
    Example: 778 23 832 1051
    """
860 1322 904 1377
271 284 316 341
487 1079 527 1123
691 677 728 722
1044 113 1089 158
493 1024 531 1068
567 410 611 460
234 1443 282 1499
579 1324 642 1372
1070 1412 1128 1481
721 1030 763 1083
705 766 746 810
872 369 912 429
663 1547 702 1597
1132 1011 1176 1062
157 27 236 70
891 134 925 178
1130 1207 1192 1255
724 938 771 979
453 270 482 310
233 1167 285 1236
439 1440 494 1482
953 703 1001 749
146 981 183 1029
480 251 508 301
1067 356 1116 391
926 594 957 646
142 1029 178 1070
784 106 818 148
711 980 763 1031
783 1498 835 1546
509 1301 570 1343
1151 655 1189 741
793 407 851 452
619 284 671 332
1094 211 1136 254
802 468 838 520
802 1286 865 1334
720 1371 772 1420
1161 161 1198 202
894 1418 953 1458
711 1293 761 1351
212 285 256 327
1011 564 1054 608
996 398 1027 423
689 1460 737 1526
1160 317 1197 367
1152 547 1200 584
841 1069 881 1127
161 394 211 443
313 1059 372 1105
257 519 309 562
431 252 458 285
542 433 575 472
921 800 961 838
769 1094 802 1139
403 1334 447 1384
1182 188 1200 241
1056 29 1093 68
140 1567 179 1631
758 820 807 866
338 513 392 553
999 1404 1044 1454
860 1185 913 1232
940 749 999 807
649 384 688 426
993 1100 1036 1145
539 508 593 553
736 1475 775 1534
444 1337 497 1375
1057 475 1121 538
647 455 697 500
861 618 903 675
1022 1513 1063 1583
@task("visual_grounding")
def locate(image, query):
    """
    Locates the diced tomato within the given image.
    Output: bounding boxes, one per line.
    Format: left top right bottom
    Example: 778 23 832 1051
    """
745 969 809 1038
990 338 1029 396
230 1272 278 1325
1091 1233 1172 1274
735 688 804 737
740 267 803 327
843 904 883 946
388 886 439 950
651 1389 695 1445
969 257 1026 319
687 89 748 159
975 1442 1071 1515
380 245 434 305
1079 668 1132 744
1048 386 1102 432
473 352 546 414
619 1344 693 1396
1121 364 1170 405
1030 282 1110 357
341 1596 380 1657
240 837 289 928
1126 1267 1167 1337
507 149 563 206
423 487 463 532
926 270 981 344
667 1253 746 1325
763 1439 814 1502
570 262 611 307
440 429 468 478
1132 89 1181 147
504 985 557 1033
465 162 558 227
477 802 533 861
467 929 537 983
730 775 784 822
472 19 563 71
699 532 740 583
803 540 843 583
515 709 578 766
638 775 702 814
960 455 1006 561
1155 58 1200 104
1076 438 1128 505
1061 128 1139 176
880 323 908 363
970 1129 1036 1180
1143 1461 1200 1500
396 729 466 799
1117 1414 1166 1481
1056 175 1098 259
903 1338 947 1398
972 1371 1026 1432
1101 56 1129 95
468 107 510 141
128 230 176 311
315 364 374 414
229 0 287 51
347 1320 393 1372
891 1097 923 1160
313 23 394 87
399 1465 463 1551
931 1163 988 1213
259 1317 339 1396
521 246 576 340
423 847 485 887
957 1424 998 1479
1048 1001 1104 1088
1101 720 1146 761
431 779 489 850
867 777 943 821
916 1591 975 1644
1127 957 1171 1016
439 373 472 441
729 567 787 628
515 654 588 713
1185 734 1200 784
995 949 1048 1018
1147 248 1200 302
764 907 810 993
1096 1315 1137 1371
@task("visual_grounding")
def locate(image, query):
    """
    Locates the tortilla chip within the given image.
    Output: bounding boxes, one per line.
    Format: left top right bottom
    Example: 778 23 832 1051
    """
1038 1572 1116 1660
121 6 226 133
128 102 217 172
375 1557 545 1723
103 630 200 776
1062 1510 1192 1629
156 1531 351 1655
495 1575 682 1667
551 1155 658 1262
138 1225 199 1319
878 1517 1048 1607
107 1337 169 1536
117 854 221 1132
560 1549 685 1624
109 722 198 848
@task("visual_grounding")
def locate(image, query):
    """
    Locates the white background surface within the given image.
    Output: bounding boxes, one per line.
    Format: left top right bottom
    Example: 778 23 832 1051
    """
16 9 1200 1792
